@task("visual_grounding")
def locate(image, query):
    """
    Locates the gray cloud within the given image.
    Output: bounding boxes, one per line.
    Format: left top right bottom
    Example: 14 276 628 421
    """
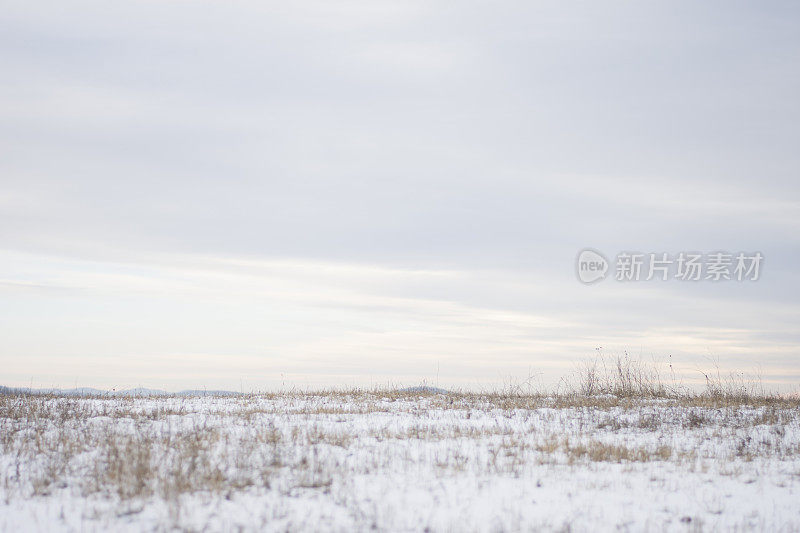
1 0 799 390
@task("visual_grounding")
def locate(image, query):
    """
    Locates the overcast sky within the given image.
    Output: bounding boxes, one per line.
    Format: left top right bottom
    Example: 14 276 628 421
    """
1 1 799 391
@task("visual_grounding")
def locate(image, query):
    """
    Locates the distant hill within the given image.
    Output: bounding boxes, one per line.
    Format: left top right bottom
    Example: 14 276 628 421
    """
0 384 453 397
0 385 240 397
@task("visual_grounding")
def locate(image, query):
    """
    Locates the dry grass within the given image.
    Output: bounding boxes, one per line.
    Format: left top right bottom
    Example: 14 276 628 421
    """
565 441 674 463
2 388 799 505
1 356 798 530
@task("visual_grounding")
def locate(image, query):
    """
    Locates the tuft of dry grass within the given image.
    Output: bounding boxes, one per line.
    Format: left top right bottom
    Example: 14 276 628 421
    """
565 441 674 463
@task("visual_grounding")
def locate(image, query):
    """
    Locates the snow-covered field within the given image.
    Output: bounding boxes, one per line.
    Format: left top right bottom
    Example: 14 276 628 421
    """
1 391 799 532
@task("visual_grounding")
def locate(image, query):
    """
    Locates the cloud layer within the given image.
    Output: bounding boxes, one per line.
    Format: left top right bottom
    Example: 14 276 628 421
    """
1 1 798 390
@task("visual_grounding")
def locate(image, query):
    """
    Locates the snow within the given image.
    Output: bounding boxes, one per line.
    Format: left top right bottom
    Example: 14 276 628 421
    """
1 393 799 531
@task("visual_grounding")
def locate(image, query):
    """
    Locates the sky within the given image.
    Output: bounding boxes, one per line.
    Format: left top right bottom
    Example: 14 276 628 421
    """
1 1 799 392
